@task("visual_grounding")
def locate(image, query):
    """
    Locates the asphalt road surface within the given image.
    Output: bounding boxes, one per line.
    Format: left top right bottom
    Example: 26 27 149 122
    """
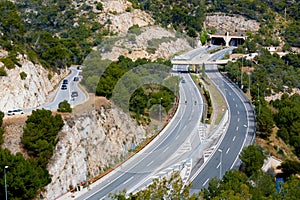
75 72 205 200
189 51 255 193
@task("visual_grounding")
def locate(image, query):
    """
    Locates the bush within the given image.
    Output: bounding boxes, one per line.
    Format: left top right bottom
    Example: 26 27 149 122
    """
20 71 27 80
58 100 72 113
1 57 15 69
0 110 4 126
96 2 103 10
48 73 53 80
0 66 7 76
125 6 132 12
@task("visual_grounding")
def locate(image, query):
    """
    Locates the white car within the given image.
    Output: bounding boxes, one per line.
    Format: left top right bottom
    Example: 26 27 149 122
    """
7 109 24 116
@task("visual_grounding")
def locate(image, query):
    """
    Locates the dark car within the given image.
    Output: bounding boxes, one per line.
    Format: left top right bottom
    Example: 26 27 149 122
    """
71 91 78 98
61 84 67 90
73 77 79 81
181 79 186 83
63 79 68 84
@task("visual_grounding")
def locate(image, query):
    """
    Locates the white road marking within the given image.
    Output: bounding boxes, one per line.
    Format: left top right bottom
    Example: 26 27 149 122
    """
163 146 169 152
216 163 221 169
238 118 240 122
237 111 240 115
236 126 239 131
176 134 180 140
123 176 134 185
233 136 236 141
203 178 210 186
226 148 230 154
236 104 238 107
146 160 154 167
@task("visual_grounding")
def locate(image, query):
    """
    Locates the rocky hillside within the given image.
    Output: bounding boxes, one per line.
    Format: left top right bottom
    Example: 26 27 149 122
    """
2 100 146 199
46 104 146 198
100 26 194 61
205 14 260 34
0 51 68 113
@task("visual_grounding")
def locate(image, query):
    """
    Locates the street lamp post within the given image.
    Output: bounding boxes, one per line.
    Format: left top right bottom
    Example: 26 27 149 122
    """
4 165 8 200
241 57 243 88
218 149 222 179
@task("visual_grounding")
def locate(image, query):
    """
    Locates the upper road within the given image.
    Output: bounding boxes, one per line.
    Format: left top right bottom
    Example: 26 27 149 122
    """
42 66 87 110
19 66 87 114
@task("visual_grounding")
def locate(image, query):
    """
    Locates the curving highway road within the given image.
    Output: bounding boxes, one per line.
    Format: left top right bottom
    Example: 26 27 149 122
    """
75 71 206 199
189 50 255 192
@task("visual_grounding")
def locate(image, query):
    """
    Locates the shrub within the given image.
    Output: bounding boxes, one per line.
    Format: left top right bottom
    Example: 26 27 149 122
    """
96 2 103 10
0 66 7 76
1 57 15 69
48 73 53 80
125 6 132 12
58 100 72 113
20 71 27 80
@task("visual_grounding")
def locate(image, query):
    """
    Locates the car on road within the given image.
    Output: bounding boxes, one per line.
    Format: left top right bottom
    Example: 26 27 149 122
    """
71 91 78 98
63 79 68 84
73 77 79 81
61 84 67 90
7 109 24 116
181 79 186 83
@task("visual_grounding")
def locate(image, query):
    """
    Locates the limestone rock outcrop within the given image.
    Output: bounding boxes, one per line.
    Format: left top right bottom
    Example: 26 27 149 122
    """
45 106 146 199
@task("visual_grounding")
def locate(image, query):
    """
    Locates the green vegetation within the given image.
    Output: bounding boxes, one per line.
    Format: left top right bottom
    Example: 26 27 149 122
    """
0 66 7 76
0 149 51 200
128 0 205 33
0 111 4 145
96 2 103 11
58 100 72 113
129 84 175 124
272 93 300 158
240 145 265 176
0 0 113 71
19 71 27 80
0 109 61 199
112 169 299 199
21 109 64 167
1 57 16 69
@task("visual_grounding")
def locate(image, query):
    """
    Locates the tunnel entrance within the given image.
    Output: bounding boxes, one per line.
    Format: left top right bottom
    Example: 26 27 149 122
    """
211 37 226 46
229 38 245 46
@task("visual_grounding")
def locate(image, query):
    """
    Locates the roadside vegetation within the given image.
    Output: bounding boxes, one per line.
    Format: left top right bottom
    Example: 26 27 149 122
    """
0 0 299 199
0 109 63 199
112 146 298 199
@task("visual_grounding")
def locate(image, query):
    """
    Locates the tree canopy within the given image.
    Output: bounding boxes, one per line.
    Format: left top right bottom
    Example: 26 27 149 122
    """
240 145 265 176
21 109 64 167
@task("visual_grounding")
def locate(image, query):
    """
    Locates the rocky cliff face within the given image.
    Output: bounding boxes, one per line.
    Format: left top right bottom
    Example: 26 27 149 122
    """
205 14 260 34
101 26 194 61
0 52 67 113
45 106 146 199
